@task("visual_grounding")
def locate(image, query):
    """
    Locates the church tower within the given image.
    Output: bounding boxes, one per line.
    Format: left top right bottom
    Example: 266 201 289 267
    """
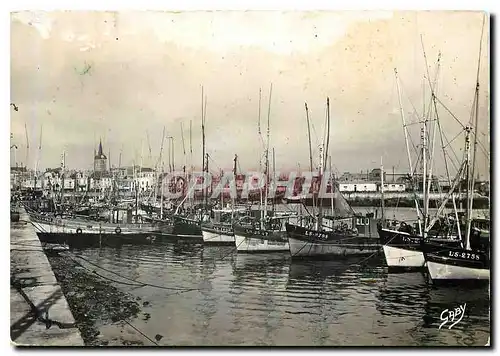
94 139 107 173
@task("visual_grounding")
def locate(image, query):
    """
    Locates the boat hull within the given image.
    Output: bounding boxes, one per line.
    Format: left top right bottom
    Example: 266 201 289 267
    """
201 228 235 245
171 216 203 242
382 245 425 268
29 217 160 247
288 236 380 258
426 260 489 282
234 233 289 252
286 223 380 258
378 227 462 270
232 224 289 252
424 246 490 284
36 232 158 248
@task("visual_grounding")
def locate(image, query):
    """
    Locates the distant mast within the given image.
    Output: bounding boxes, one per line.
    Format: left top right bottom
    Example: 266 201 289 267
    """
465 14 486 249
380 156 385 221
317 97 331 231
60 151 66 208
34 125 43 192
232 154 237 218
263 83 273 223
305 102 315 216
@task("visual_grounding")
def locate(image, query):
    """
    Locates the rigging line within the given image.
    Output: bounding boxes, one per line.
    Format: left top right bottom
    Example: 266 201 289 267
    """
443 128 467 150
78 264 145 287
471 14 487 127
215 236 246 261
321 103 328 153
237 160 242 175
398 77 423 124
469 130 490 158
434 96 466 130
206 154 223 173
122 319 159 346
467 84 478 127
407 130 419 158
70 254 197 292
71 253 200 294
440 130 462 172
310 122 320 155
467 14 487 228
475 139 490 159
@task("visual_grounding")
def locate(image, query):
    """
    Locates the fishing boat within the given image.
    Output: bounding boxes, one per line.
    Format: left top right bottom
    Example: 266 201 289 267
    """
143 215 174 236
170 205 210 241
424 133 490 283
377 208 465 269
201 155 248 245
27 208 161 247
233 214 292 253
286 213 381 258
170 153 212 242
423 19 490 284
201 206 247 245
233 85 299 253
425 239 490 283
286 98 381 258
25 147 164 247
378 65 466 270
167 87 216 243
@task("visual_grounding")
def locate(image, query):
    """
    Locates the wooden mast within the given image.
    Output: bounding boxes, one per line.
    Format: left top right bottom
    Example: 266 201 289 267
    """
305 102 315 218
465 14 486 249
380 156 385 221
232 154 237 219
264 83 272 224
394 68 422 235
258 88 264 229
317 97 330 231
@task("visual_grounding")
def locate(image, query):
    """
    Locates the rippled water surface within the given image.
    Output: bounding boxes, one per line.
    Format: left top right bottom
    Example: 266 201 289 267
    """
74 242 490 346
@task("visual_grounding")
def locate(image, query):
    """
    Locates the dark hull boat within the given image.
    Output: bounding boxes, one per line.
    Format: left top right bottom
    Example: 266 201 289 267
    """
286 222 380 258
378 224 463 270
233 223 289 253
424 245 489 284
143 216 175 239
172 215 203 242
35 231 158 248
28 212 161 248
424 227 490 284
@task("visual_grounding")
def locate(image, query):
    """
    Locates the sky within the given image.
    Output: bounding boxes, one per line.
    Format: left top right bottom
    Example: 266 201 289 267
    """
10 10 490 179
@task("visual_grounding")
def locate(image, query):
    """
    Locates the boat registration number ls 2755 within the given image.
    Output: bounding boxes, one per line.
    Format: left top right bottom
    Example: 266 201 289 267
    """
448 251 480 260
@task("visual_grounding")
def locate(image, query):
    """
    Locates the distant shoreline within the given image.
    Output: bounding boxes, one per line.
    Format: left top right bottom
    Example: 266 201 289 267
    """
16 189 490 210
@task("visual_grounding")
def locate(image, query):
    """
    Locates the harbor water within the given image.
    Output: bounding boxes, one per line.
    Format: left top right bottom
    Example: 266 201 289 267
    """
60 207 489 346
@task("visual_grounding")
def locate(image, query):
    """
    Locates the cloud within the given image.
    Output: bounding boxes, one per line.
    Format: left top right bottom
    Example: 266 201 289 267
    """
10 11 490 180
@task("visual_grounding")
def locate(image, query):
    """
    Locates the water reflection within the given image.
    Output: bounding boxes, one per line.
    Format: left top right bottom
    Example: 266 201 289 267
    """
375 272 490 346
423 285 490 332
376 273 429 318
71 243 489 346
